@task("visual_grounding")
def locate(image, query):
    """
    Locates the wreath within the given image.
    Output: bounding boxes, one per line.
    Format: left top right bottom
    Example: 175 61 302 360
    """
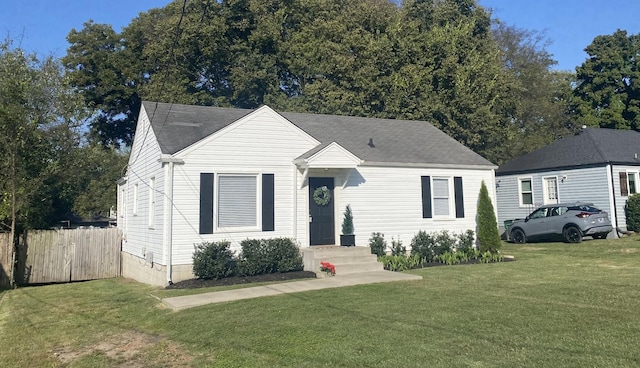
313 186 331 206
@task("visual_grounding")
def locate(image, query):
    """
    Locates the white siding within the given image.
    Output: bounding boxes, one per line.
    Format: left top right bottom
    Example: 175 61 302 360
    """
496 166 612 227
337 166 495 249
307 144 360 168
120 108 165 262
612 164 640 231
169 109 318 264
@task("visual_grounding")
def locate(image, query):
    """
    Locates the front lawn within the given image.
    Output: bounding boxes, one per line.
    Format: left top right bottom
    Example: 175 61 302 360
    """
0 237 638 367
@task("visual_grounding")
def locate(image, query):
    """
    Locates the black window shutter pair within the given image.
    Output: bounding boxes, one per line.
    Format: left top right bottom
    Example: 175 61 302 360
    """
421 176 464 218
199 173 275 234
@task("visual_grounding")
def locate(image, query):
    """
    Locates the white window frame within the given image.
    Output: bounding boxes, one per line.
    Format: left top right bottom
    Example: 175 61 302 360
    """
432 176 454 219
542 176 559 205
518 177 534 207
148 177 155 228
133 182 139 216
215 173 261 232
627 171 638 195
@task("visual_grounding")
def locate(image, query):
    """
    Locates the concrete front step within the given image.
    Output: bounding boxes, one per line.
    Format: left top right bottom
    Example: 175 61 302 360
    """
301 246 383 277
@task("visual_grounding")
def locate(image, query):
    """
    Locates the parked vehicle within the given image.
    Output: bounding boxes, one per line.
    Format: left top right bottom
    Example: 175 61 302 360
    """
509 202 613 243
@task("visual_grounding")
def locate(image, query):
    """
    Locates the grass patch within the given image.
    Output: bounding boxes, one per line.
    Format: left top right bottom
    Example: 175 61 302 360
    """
0 236 638 367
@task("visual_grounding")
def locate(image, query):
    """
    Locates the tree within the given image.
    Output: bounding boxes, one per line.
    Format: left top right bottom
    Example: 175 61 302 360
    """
573 30 639 131
0 40 87 286
476 180 501 253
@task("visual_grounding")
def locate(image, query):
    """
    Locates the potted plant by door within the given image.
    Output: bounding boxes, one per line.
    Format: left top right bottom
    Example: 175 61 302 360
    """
340 204 356 246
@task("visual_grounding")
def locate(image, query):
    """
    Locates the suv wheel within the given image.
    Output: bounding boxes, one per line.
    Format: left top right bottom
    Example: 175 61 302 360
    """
511 228 526 244
564 226 582 243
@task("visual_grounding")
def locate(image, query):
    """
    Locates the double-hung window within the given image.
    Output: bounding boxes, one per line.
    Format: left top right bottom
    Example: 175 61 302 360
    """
620 171 639 196
629 172 638 195
217 175 258 229
519 178 533 206
432 177 451 217
148 177 155 228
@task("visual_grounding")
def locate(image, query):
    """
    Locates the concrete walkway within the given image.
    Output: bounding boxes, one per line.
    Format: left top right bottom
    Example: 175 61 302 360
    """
162 271 422 311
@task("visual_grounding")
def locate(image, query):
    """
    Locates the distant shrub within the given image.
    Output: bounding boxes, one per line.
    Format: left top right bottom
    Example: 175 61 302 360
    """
192 241 236 280
410 230 436 262
625 194 640 232
390 237 406 256
456 230 475 252
237 238 303 276
369 232 387 257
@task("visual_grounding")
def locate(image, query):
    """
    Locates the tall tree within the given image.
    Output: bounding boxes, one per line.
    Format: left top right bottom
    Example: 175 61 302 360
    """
573 30 639 130
0 40 86 286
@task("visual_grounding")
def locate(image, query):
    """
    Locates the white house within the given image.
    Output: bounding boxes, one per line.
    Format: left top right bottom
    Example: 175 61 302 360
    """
118 101 497 285
495 128 640 237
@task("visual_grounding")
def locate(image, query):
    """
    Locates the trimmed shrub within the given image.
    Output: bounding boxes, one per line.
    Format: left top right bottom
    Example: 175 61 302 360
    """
390 237 406 256
434 230 456 256
457 230 475 252
625 193 640 232
410 230 436 262
477 180 502 253
237 238 303 276
192 241 236 280
369 232 387 256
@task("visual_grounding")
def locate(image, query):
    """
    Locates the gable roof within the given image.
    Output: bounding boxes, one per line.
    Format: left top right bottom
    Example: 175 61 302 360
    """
142 101 495 167
497 128 640 176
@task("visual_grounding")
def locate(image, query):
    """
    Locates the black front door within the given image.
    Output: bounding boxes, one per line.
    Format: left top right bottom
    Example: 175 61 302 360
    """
309 177 335 245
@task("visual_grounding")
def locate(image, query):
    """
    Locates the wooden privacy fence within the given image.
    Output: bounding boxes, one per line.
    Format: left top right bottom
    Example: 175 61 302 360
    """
16 228 122 285
0 233 11 288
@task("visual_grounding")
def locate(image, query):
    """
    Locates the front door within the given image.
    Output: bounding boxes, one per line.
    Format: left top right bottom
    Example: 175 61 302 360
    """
543 177 559 205
309 177 335 245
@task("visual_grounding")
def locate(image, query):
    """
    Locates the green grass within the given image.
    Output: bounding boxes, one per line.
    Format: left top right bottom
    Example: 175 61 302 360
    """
1 237 638 367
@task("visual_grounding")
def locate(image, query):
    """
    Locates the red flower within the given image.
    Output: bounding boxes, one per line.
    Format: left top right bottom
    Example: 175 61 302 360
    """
320 261 336 275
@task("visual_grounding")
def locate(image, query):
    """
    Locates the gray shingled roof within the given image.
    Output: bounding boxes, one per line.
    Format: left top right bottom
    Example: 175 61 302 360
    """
496 128 640 175
143 101 495 167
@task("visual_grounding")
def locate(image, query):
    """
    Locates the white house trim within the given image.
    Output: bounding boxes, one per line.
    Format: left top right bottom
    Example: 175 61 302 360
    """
294 142 363 169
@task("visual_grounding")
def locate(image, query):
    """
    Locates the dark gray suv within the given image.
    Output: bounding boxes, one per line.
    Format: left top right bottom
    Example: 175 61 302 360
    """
509 202 613 243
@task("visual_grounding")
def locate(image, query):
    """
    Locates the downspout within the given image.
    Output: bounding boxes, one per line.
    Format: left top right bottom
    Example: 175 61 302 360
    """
160 155 184 285
293 165 298 240
607 164 619 237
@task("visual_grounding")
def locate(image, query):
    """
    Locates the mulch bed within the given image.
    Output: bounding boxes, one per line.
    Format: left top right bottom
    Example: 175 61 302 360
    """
165 270 317 289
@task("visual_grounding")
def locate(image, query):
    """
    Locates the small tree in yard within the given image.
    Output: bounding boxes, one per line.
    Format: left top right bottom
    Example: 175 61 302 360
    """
625 194 640 232
477 181 502 253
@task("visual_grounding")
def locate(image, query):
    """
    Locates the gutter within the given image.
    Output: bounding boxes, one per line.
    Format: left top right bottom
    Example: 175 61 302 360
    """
159 155 184 285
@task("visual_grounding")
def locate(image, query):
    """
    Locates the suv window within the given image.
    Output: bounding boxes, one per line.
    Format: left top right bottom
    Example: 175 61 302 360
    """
529 208 549 219
568 205 601 213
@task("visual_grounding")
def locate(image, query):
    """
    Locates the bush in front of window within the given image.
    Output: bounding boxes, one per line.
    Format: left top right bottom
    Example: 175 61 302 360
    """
625 193 640 232
368 232 387 256
477 180 502 253
237 238 303 276
192 241 237 280
410 230 436 262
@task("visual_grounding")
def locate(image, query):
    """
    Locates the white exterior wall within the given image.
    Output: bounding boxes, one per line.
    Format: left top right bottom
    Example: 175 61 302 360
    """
611 164 640 231
337 166 496 247
495 166 612 228
169 108 318 264
119 108 165 263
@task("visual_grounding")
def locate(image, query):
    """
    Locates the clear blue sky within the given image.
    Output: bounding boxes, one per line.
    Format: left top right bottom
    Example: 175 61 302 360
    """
1 0 638 72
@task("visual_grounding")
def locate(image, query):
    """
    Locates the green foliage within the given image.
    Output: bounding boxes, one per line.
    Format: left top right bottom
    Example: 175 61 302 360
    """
237 238 303 276
341 204 354 235
573 30 639 131
369 232 387 257
192 241 236 280
390 237 406 256
476 181 502 253
456 230 475 252
479 250 504 264
378 254 422 271
624 194 640 232
438 251 461 266
410 230 436 262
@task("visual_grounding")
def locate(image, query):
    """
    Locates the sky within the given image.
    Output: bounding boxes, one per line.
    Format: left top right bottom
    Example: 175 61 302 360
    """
1 0 638 72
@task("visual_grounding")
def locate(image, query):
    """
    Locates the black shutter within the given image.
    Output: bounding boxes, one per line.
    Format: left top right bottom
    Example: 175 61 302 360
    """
262 174 275 231
454 176 464 218
620 172 628 196
199 173 214 234
421 176 432 218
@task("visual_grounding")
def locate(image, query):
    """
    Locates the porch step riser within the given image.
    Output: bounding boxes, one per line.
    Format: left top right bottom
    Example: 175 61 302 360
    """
301 246 383 277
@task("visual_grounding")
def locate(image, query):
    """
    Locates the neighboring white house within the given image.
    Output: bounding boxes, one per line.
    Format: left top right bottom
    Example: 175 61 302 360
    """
118 101 497 286
495 128 640 237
